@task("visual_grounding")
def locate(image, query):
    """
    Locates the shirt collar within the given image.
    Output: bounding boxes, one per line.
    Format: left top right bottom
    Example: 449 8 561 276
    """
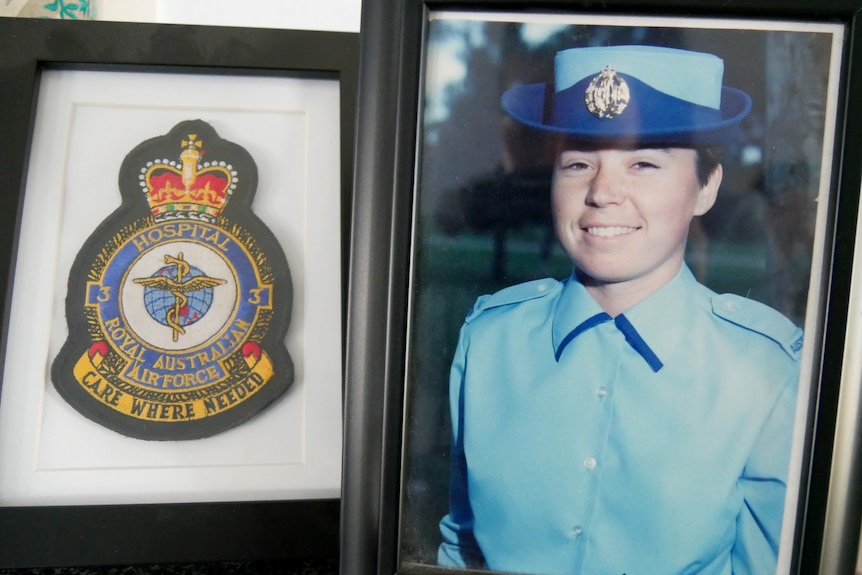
552 272 610 357
552 265 698 371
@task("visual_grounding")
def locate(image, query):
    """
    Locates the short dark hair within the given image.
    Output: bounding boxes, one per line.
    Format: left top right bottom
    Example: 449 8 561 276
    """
695 146 723 188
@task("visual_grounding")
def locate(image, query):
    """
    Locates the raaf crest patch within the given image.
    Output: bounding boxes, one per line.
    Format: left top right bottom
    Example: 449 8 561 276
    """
51 119 293 440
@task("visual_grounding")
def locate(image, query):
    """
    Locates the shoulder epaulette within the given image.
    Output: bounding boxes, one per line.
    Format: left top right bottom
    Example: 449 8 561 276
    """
710 293 803 360
465 278 559 323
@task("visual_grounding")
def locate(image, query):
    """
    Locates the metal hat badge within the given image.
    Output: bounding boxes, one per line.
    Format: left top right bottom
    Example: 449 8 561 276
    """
501 45 752 145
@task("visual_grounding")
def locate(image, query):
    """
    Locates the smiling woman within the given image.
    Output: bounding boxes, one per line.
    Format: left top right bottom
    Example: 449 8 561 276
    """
353 9 850 575
434 43 804 575
551 147 720 315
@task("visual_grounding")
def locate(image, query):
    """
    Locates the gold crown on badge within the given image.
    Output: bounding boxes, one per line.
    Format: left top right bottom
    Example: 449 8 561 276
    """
584 65 630 119
139 135 237 223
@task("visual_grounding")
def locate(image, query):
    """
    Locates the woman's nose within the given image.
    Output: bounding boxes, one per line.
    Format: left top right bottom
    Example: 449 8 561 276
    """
585 165 625 207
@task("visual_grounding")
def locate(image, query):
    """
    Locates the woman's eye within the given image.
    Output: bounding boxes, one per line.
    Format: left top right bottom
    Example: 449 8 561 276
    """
633 161 659 170
560 160 589 171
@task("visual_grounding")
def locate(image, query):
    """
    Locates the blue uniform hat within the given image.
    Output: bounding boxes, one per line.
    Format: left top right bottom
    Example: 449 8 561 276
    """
501 45 752 145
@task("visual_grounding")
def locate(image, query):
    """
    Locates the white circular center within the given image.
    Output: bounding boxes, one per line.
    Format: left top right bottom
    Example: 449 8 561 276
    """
120 240 238 351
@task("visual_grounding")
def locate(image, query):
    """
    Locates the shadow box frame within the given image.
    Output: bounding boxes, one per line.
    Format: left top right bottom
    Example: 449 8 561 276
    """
340 1 862 574
0 16 358 568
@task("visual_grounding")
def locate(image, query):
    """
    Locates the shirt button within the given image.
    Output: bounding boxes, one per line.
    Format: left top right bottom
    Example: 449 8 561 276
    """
596 386 608 399
537 283 547 293
572 526 584 538
583 457 597 470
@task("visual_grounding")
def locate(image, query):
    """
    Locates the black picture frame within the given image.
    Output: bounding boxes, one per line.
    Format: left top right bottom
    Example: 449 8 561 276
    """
0 17 357 568
341 1 862 574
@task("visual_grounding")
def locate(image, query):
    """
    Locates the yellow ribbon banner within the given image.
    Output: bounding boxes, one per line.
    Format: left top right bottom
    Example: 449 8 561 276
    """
73 348 274 422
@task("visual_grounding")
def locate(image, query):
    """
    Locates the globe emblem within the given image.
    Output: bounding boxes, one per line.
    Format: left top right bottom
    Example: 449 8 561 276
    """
133 252 226 341
143 264 213 325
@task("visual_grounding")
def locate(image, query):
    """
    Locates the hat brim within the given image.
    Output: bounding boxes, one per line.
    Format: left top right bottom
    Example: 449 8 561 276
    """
502 77 752 146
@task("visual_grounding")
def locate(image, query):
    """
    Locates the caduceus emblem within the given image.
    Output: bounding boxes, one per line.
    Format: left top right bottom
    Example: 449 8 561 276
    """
584 65 630 119
133 252 227 341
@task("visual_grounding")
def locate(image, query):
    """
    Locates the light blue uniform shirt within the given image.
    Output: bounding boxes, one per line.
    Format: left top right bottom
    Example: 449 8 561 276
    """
439 265 802 575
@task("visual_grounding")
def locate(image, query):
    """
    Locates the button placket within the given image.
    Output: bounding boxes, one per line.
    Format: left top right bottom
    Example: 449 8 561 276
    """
564 322 620 562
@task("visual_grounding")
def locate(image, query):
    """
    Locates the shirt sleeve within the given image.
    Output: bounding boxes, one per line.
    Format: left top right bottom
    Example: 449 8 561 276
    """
438 325 486 569
731 374 798 575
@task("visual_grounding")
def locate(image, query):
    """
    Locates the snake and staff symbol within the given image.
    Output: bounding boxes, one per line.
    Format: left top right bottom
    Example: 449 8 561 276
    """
133 252 227 341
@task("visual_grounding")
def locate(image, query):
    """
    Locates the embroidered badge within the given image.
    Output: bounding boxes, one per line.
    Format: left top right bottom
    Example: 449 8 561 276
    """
584 65 630 119
51 120 293 440
791 334 804 354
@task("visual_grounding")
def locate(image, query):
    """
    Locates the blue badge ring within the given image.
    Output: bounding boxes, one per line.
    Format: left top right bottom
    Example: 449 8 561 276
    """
502 74 752 146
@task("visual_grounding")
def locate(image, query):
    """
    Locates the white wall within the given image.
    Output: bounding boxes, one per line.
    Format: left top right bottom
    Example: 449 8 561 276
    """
95 0 361 32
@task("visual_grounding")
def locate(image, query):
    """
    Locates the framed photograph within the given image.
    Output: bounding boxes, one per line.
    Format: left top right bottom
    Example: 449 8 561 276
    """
341 1 862 574
0 17 357 567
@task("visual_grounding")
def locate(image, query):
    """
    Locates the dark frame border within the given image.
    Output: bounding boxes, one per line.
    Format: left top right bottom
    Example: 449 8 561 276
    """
341 1 862 574
0 16 358 568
